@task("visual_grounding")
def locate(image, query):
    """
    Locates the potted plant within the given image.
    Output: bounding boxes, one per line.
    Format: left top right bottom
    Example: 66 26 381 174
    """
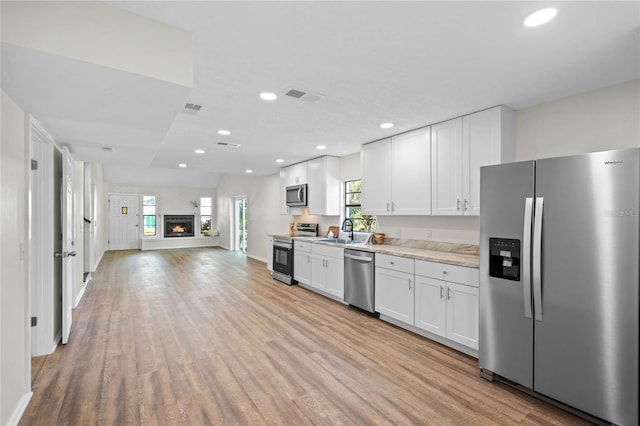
289 221 296 237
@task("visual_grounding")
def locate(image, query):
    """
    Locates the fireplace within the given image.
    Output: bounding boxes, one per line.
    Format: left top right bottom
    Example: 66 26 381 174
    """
164 215 195 237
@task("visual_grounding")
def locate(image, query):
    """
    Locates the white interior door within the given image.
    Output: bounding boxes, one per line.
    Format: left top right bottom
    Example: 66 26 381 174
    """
61 147 76 344
109 194 141 250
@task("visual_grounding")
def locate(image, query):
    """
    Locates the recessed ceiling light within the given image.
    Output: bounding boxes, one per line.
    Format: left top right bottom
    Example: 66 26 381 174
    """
380 122 394 129
178 163 187 168
245 169 253 174
524 8 557 27
218 129 231 136
275 159 284 163
316 145 326 150
194 149 205 154
260 92 277 101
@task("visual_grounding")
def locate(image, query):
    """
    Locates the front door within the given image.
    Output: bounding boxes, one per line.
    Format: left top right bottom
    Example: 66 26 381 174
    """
109 194 141 250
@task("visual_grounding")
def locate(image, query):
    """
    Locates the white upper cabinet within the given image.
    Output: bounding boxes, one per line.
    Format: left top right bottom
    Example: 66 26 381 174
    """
362 128 431 216
431 117 463 215
289 162 308 185
361 138 392 215
391 128 431 215
432 106 514 216
307 156 340 216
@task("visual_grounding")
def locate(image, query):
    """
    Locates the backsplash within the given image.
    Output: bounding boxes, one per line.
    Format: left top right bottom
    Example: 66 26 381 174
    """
293 208 481 245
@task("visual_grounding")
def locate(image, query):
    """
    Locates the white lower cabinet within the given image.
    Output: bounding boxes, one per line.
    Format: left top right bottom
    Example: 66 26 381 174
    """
414 276 446 336
414 260 479 350
446 282 479 349
375 254 415 325
310 244 344 298
293 241 311 285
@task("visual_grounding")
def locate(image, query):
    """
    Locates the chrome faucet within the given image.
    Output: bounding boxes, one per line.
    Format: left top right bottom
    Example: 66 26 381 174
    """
342 218 354 241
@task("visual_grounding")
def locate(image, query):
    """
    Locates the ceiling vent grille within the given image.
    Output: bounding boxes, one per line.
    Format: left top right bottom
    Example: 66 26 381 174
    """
217 142 241 148
283 88 324 103
182 103 203 115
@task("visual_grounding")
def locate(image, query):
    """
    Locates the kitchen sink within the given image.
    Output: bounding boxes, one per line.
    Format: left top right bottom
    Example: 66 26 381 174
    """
318 238 357 245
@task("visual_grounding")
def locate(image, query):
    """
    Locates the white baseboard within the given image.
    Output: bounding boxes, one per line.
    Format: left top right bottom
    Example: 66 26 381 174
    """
141 236 219 251
74 282 87 308
93 250 104 272
51 331 61 353
7 391 33 426
246 253 266 264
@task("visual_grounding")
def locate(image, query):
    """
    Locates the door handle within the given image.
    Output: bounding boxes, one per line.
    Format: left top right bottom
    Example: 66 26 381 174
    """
68 251 76 257
464 199 469 212
344 254 373 262
522 198 533 319
456 199 461 211
533 197 544 321
440 286 444 299
447 287 451 300
408 278 412 290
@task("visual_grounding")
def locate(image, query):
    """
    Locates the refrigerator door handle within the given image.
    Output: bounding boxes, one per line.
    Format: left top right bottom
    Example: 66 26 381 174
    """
533 197 544 321
523 197 534 319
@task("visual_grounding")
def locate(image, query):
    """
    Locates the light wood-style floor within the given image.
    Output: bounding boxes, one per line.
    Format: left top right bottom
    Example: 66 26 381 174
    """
22 248 590 425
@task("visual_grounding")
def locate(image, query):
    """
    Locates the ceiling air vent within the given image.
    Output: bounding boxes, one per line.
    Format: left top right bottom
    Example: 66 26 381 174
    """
102 146 114 153
217 142 241 148
283 88 324 103
182 103 203 115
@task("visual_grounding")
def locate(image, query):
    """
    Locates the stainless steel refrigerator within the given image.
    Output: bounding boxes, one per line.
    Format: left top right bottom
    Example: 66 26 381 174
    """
479 148 639 425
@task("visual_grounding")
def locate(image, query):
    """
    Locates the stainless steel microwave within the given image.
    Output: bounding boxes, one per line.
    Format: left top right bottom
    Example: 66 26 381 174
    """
286 184 307 207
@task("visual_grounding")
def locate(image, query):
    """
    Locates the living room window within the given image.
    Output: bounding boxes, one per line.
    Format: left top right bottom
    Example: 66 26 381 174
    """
200 197 213 235
142 195 157 236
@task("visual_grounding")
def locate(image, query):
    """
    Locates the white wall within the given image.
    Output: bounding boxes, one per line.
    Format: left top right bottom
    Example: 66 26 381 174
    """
108 183 216 214
107 183 217 240
216 173 289 262
92 164 108 270
1 90 30 425
516 79 639 161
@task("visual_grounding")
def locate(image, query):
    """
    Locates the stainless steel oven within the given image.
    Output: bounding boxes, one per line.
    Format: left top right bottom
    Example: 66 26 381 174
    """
272 223 318 285
273 237 295 285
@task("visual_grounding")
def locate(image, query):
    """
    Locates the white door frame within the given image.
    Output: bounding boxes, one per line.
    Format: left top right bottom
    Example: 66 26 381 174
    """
232 195 248 252
61 146 76 344
27 114 57 356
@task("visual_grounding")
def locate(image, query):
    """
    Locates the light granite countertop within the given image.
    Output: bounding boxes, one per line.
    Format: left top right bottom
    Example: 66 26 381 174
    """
274 235 480 269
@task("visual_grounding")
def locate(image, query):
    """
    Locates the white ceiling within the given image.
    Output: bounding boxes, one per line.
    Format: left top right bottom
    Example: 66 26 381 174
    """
2 1 639 188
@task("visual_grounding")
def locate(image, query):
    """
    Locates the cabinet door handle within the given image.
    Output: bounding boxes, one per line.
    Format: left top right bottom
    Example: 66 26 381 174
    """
386 202 390 212
457 199 461 211
447 288 451 300
464 199 469 212
442 270 448 275
391 202 395 212
408 278 412 290
440 286 444 299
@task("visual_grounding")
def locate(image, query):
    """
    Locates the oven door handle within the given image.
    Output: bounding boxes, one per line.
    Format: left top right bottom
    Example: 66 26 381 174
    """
273 242 292 249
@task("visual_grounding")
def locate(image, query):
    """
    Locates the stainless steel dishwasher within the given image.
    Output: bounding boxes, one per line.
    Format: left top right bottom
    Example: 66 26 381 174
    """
344 249 376 314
